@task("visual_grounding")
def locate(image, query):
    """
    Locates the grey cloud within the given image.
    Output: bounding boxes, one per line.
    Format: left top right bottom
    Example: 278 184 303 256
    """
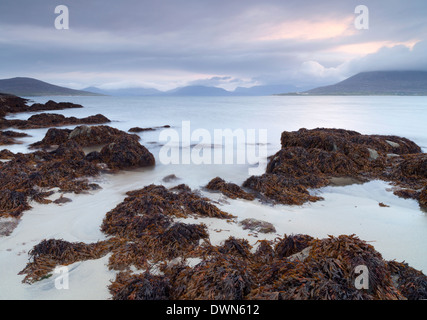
0 0 426 89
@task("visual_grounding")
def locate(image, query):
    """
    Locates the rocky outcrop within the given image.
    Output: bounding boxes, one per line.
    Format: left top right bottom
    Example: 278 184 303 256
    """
0 113 110 130
243 128 427 207
0 94 83 116
30 125 138 149
128 125 170 133
99 136 155 169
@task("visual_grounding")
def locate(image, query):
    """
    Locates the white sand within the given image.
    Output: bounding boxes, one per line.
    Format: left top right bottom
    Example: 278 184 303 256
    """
0 167 426 300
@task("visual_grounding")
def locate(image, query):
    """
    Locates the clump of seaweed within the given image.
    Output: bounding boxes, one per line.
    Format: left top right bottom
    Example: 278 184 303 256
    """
109 271 171 300
243 173 324 205
274 234 314 259
205 177 255 200
217 236 253 259
166 254 255 300
388 260 427 300
102 184 233 238
243 128 427 208
19 238 121 283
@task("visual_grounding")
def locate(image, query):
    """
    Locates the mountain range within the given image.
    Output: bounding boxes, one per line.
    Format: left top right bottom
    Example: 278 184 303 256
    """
0 77 101 96
1 71 427 97
295 71 427 96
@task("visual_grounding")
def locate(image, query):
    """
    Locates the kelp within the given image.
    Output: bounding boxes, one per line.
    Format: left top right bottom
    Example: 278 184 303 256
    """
19 238 122 284
274 234 314 259
243 128 427 207
243 173 324 205
205 177 255 200
388 260 427 300
109 271 171 300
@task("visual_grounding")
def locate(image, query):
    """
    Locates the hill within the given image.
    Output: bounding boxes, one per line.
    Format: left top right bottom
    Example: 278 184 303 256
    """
83 86 163 96
165 85 233 96
0 77 101 96
297 71 427 96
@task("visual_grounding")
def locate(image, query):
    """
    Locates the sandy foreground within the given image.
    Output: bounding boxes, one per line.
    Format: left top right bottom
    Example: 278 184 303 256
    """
0 162 426 300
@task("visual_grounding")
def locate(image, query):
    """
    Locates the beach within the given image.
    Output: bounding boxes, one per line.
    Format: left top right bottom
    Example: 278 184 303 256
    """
1 95 426 300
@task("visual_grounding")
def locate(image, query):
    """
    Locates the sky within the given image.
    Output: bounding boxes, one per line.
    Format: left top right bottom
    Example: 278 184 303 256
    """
0 0 426 91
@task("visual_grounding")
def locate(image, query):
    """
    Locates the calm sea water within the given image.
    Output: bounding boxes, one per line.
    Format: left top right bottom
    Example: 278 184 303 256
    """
7 94 427 185
16 95 427 146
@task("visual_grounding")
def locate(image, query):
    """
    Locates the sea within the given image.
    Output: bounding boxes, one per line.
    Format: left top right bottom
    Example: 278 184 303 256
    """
0 95 426 299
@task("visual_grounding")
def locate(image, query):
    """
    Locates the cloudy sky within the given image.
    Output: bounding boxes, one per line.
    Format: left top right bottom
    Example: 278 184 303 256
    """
0 0 426 91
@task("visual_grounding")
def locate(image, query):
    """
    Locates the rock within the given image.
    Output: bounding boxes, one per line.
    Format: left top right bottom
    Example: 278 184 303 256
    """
244 128 426 207
31 125 138 149
30 128 72 149
99 136 155 169
51 140 85 161
2 113 110 130
53 196 72 205
69 125 139 147
243 173 324 205
239 218 276 233
162 174 180 183
368 148 379 160
28 100 83 112
85 151 103 162
128 127 155 133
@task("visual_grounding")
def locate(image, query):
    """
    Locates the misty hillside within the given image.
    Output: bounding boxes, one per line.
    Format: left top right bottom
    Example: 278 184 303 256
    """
301 71 427 95
0 77 101 96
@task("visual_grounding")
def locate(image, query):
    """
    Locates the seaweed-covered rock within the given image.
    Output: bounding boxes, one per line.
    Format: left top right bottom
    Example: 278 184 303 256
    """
99 135 155 169
243 173 324 205
245 128 426 207
206 177 255 200
30 125 138 150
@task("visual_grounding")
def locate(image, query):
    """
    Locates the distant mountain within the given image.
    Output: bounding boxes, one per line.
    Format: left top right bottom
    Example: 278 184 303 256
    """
233 84 312 96
0 77 101 96
297 71 427 96
83 86 163 96
164 85 233 96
